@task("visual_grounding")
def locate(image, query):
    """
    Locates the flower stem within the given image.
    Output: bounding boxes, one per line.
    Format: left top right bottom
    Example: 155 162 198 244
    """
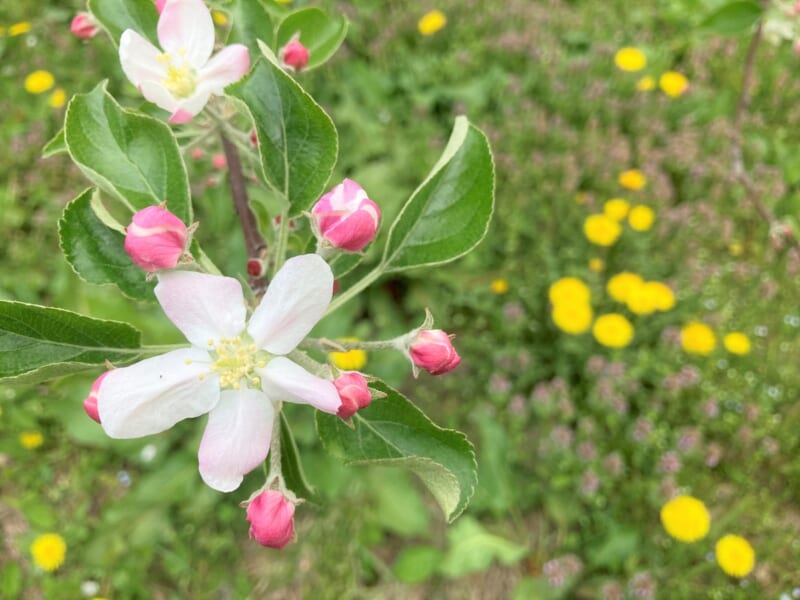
268 401 283 480
300 337 401 352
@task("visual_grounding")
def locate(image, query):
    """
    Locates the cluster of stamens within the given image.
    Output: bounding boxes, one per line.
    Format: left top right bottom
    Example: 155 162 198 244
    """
196 336 266 390
158 49 197 98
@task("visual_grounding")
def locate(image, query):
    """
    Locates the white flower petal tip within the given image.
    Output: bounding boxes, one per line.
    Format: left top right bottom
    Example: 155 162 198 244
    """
260 357 341 415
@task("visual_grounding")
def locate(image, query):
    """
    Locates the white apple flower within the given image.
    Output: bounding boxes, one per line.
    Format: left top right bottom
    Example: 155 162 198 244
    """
97 254 340 492
119 0 250 123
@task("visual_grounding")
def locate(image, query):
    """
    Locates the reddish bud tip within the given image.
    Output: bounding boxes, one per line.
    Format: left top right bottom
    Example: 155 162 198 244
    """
334 372 371 419
247 258 264 277
311 179 381 252
246 490 295 549
409 329 461 375
124 206 188 272
71 12 99 39
280 39 310 72
84 372 108 423
211 153 227 170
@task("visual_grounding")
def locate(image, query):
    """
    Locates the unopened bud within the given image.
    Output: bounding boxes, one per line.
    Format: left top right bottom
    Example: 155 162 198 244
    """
191 148 204 160
84 372 108 423
71 12 99 39
246 489 295 549
311 179 380 252
247 258 265 277
334 372 371 419
250 129 258 147
279 38 310 72
155 0 167 14
409 329 461 375
124 206 188 272
212 153 227 170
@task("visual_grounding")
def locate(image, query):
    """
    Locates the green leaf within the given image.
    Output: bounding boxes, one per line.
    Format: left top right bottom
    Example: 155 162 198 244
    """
228 51 337 213
59 189 155 301
279 412 317 501
315 381 477 522
65 82 192 224
42 128 66 158
275 7 348 71
698 1 763 35
472 411 514 515
438 517 527 578
383 116 495 272
88 0 159 46
392 545 443 584
229 0 274 54
0 301 141 384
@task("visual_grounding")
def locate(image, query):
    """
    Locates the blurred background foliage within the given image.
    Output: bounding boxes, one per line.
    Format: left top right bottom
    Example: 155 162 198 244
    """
2 0 800 598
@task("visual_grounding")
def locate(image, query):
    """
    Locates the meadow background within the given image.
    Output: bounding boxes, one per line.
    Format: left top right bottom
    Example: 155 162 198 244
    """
2 0 800 598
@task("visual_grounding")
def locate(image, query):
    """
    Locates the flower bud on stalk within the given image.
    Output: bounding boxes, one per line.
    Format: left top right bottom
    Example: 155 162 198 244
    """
311 179 380 252
70 12 99 39
124 206 189 272
83 372 108 423
246 490 295 549
279 36 310 72
409 330 461 375
334 372 372 419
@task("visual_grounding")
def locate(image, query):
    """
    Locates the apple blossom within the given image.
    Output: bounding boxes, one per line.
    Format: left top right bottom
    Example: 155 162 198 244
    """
119 0 250 123
96 254 341 492
334 372 372 419
71 12 99 39
279 37 310 72
124 206 189 271
409 329 461 375
311 179 380 252
246 489 295 549
83 372 108 424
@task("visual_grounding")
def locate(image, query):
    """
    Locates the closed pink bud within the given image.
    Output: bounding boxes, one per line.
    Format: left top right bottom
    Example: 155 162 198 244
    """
410 330 461 375
84 372 108 423
124 206 188 272
280 39 310 72
246 490 295 549
155 0 167 14
71 12 99 39
334 372 371 419
312 179 380 252
212 153 227 170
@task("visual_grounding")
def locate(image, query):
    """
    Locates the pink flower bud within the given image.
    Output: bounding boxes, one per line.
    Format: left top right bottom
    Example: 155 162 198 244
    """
71 12 99 39
250 129 258 147
190 148 204 160
84 372 108 423
280 39 310 72
155 0 167 14
246 490 295 549
334 372 371 419
409 329 461 375
124 206 188 272
212 153 227 170
311 179 380 252
246 258 264 277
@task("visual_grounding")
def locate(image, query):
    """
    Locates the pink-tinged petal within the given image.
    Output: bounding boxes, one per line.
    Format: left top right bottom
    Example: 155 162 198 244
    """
98 348 219 438
155 0 167 14
155 271 247 348
198 388 273 492
247 254 333 354
259 357 341 414
119 30 166 89
198 44 250 94
169 108 195 124
158 0 214 68
139 80 181 115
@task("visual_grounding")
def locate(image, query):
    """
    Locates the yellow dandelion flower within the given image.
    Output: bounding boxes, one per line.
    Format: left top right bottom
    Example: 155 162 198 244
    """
592 313 634 348
625 282 660 316
49 87 67 109
660 496 710 543
607 272 643 304
589 258 605 273
659 71 689 98
20 431 44 449
618 169 647 191
723 332 751 355
30 533 66 571
681 321 716 356
648 281 675 311
584 214 622 247
715 534 755 578
636 75 656 91
330 338 367 370
548 277 590 305
551 302 593 335
614 47 646 72
211 10 228 25
628 204 655 231
24 70 55 95
490 278 509 294
603 198 630 221
9 22 32 37
418 10 446 36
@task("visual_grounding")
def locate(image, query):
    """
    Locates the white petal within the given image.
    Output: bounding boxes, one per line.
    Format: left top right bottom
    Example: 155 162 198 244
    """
198 389 274 492
119 30 166 89
98 348 219 439
157 0 214 68
247 254 333 354
198 44 250 94
259 357 341 414
155 271 247 348
139 80 181 115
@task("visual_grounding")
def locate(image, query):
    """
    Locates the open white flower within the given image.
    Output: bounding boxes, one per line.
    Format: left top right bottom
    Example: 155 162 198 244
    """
119 0 249 123
97 254 340 492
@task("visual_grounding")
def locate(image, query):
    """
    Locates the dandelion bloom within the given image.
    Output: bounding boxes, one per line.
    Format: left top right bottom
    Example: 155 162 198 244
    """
418 10 447 36
628 205 655 231
9 22 31 36
548 277 591 305
603 198 630 221
715 535 755 577
626 281 670 315
607 272 643 304
589 258 605 272
659 71 689 98
647 281 675 311
30 533 67 571
329 338 367 370
20 431 44 449
723 332 751 355
49 87 67 109
618 169 647 191
636 76 655 91
490 278 509 294
660 495 710 542
614 47 646 72
24 70 55 94
593 313 634 348
681 321 716 355
584 214 622 247
551 302 593 335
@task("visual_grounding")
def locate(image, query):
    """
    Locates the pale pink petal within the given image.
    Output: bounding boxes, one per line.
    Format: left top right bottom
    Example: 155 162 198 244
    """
259 357 341 414
157 0 214 68
169 108 195 124
139 80 181 115
198 388 274 492
98 348 219 438
247 254 333 354
155 271 246 348
120 30 166 89
198 45 250 94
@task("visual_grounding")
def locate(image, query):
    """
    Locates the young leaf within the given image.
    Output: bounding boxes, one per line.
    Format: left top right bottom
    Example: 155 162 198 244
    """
438 517 527 578
698 1 763 35
64 82 192 224
279 412 318 502
315 381 477 522
88 0 159 46
382 116 494 272
59 189 156 301
0 302 141 384
228 0 275 54
275 7 348 71
227 51 337 213
42 128 66 158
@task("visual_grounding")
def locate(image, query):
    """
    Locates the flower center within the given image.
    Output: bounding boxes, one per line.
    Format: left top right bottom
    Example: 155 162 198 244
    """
159 51 197 99
207 336 266 390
